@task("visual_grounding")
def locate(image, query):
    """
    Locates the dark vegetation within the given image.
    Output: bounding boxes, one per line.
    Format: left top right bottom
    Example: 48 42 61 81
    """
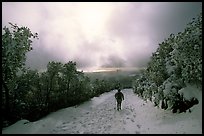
132 13 202 113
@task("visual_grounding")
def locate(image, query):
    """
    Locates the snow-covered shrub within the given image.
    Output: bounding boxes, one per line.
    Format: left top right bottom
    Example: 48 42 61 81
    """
132 12 202 113
133 73 147 97
161 77 181 110
172 85 200 113
178 84 201 101
171 13 202 86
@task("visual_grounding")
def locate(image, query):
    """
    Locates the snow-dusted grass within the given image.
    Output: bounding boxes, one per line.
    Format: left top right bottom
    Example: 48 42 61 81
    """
2 88 202 134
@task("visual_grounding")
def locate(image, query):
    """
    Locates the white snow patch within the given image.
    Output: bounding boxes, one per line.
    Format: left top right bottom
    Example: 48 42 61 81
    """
178 84 201 101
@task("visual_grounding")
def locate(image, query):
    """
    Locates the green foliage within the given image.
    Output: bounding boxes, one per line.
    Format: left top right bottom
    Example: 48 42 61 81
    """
132 12 202 111
2 23 38 127
2 23 38 81
2 57 116 128
171 13 202 86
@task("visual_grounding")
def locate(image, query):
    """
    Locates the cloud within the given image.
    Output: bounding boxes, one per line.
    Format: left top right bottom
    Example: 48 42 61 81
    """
2 2 202 71
100 55 127 68
25 39 65 72
107 2 202 68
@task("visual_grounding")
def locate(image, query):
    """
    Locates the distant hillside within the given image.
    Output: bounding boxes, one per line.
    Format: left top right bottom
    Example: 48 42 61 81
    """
85 69 142 89
85 69 141 81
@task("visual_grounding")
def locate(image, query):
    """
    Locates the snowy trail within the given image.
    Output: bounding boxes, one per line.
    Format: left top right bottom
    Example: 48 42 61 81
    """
48 89 151 134
2 89 202 134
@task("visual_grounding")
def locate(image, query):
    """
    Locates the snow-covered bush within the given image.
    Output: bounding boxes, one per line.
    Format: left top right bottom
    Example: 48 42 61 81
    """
132 12 202 113
171 13 202 87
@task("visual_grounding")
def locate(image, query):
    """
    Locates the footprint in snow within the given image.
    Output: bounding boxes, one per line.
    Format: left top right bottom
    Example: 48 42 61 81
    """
126 111 131 115
51 129 58 133
131 119 135 122
82 124 86 127
56 126 61 128
62 121 69 124
72 121 76 124
104 125 111 131
137 124 141 129
123 120 126 124
71 126 76 129
135 131 140 134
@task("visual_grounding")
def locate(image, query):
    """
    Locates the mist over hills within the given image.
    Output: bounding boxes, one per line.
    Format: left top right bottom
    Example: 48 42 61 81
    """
85 69 140 79
84 68 142 89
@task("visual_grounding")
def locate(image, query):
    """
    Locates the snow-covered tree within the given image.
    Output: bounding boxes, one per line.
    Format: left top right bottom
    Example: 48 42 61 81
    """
2 23 38 126
132 12 202 112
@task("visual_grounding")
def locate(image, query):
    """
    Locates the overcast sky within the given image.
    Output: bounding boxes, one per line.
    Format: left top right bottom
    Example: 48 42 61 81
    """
2 2 202 72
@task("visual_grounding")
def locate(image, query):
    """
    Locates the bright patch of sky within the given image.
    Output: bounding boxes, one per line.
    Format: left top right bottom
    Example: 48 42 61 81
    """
2 2 202 72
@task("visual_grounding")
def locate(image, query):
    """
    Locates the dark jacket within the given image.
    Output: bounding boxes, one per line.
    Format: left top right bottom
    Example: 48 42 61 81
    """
115 91 124 102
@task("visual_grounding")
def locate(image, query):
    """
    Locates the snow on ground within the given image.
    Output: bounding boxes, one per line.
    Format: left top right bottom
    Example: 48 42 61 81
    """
2 88 202 134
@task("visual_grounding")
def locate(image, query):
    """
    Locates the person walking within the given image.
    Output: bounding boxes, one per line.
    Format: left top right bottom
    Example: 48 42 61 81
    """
115 89 124 111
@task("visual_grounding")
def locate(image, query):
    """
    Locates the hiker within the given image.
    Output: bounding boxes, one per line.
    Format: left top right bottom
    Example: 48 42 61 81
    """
115 89 124 111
